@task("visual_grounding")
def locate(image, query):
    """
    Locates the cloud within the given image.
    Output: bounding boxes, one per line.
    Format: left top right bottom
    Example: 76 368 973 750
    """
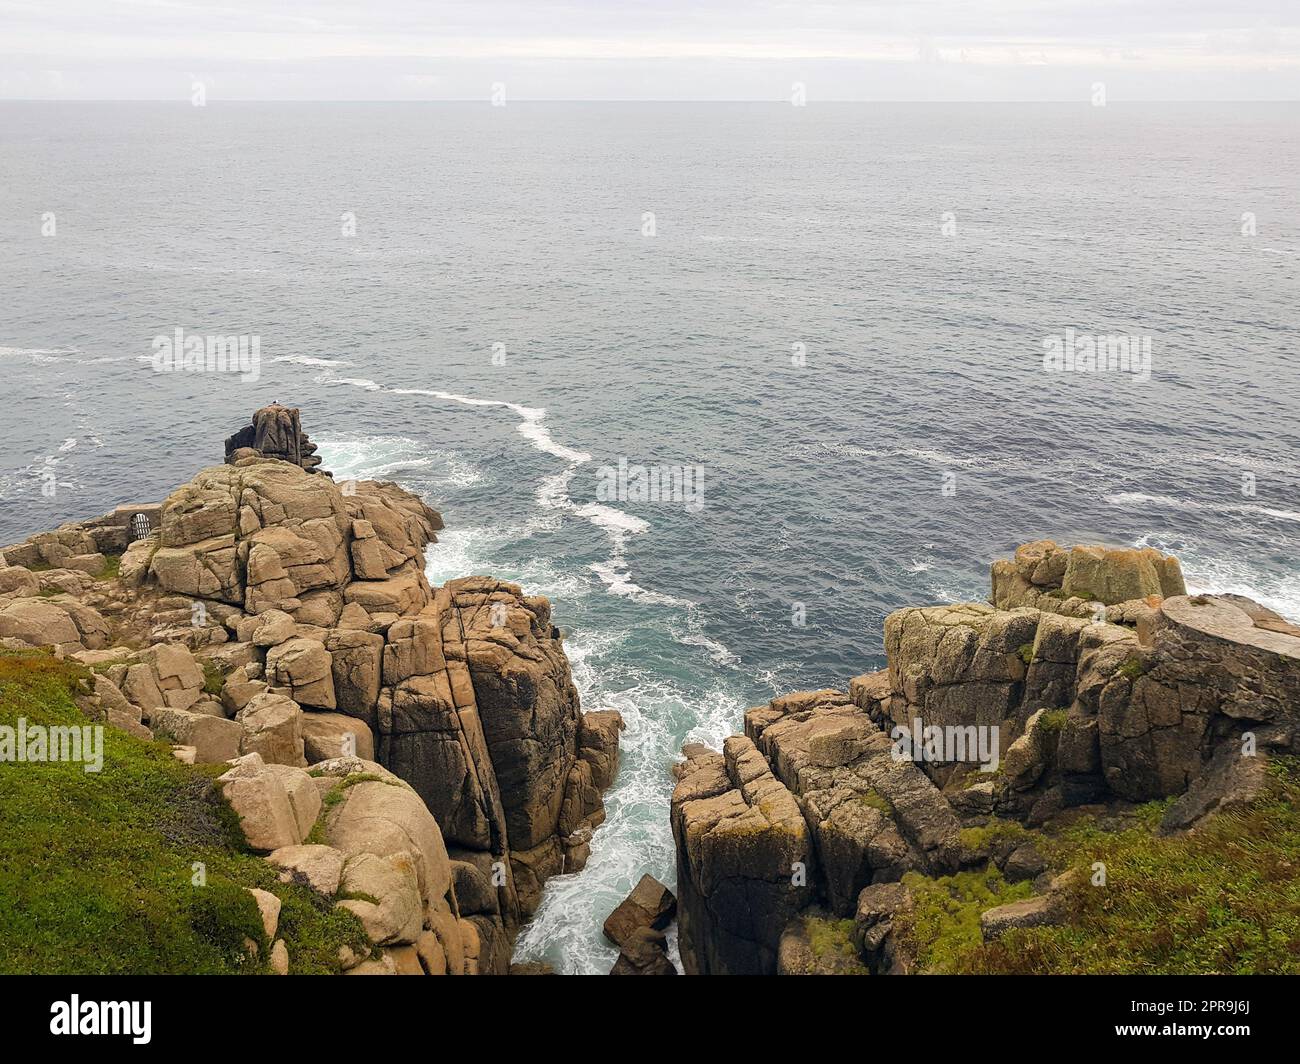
1 0 1297 99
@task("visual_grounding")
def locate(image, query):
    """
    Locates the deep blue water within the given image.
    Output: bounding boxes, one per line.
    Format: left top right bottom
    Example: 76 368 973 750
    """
2 102 1297 971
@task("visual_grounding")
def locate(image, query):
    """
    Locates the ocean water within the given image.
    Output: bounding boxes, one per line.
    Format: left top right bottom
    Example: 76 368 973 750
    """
1 102 1297 973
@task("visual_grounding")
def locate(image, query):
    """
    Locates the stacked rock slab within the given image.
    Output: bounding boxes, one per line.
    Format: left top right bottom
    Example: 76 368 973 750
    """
139 460 619 962
224 403 327 474
671 689 966 974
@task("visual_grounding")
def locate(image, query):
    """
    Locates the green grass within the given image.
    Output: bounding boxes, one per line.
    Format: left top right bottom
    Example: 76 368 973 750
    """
1036 709 1069 734
943 762 1300 973
894 865 1034 973
1017 642 1035 666
0 650 370 974
201 660 226 696
958 817 1029 852
96 554 122 581
859 788 894 816
1116 656 1148 680
804 917 869 974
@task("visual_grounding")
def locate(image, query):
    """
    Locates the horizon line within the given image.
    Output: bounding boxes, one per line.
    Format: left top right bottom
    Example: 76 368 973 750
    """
3 97 1298 104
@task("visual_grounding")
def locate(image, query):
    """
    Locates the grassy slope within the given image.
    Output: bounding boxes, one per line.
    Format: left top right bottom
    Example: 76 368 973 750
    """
899 761 1300 974
0 651 369 975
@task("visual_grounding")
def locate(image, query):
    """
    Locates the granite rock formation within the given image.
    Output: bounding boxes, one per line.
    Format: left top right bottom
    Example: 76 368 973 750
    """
224 403 327 475
667 542 1300 975
0 409 622 975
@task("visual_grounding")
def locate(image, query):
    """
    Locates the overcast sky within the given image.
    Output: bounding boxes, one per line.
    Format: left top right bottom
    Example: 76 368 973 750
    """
2 1 1298 101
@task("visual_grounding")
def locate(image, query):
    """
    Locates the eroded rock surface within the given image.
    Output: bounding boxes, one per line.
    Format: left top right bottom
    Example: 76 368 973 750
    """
666 541 1300 975
1 408 622 975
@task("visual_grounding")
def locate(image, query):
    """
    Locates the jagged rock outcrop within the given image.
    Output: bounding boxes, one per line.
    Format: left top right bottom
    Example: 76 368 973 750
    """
1 412 622 975
668 541 1300 975
991 539 1185 621
224 403 327 475
609 927 677 975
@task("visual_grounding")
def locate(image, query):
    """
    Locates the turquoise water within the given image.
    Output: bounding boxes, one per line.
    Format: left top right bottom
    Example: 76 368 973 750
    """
2 102 1298 972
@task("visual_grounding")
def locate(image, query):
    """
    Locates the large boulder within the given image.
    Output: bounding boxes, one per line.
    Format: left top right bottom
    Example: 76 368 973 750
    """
0 598 84 651
152 707 243 763
0 565 39 598
312 757 454 921
1062 546 1180 604
602 875 676 949
215 753 311 852
266 637 336 709
140 643 206 710
326 628 384 721
335 852 424 946
301 710 375 762
236 692 307 767
578 710 624 790
268 844 346 897
609 926 677 976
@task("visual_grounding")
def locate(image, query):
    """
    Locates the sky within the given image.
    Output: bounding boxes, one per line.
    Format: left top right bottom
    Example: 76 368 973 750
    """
2 0 1299 101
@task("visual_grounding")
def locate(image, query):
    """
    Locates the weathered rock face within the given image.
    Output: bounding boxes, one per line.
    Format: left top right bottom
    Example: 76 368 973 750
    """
669 541 1300 975
377 577 617 924
215 751 487 975
991 539 1185 621
668 686 963 972
224 404 327 474
143 457 440 622
609 927 677 975
671 737 815 975
870 548 1290 810
3 414 621 975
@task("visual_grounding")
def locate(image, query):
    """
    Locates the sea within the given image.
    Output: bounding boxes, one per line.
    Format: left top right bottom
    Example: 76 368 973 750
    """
1 101 1297 972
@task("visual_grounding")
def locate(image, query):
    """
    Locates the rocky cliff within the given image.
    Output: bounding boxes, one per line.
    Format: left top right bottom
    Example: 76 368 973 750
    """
6 411 1297 975
0 406 621 975
667 541 1300 975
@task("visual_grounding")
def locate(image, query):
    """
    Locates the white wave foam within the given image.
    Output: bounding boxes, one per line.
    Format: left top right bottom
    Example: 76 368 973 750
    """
317 434 484 493
0 345 79 365
273 356 349 368
328 373 728 646
311 370 756 976
389 386 674 607
392 388 591 464
0 437 82 500
1108 491 1300 524
1133 533 1300 622
323 376 381 391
